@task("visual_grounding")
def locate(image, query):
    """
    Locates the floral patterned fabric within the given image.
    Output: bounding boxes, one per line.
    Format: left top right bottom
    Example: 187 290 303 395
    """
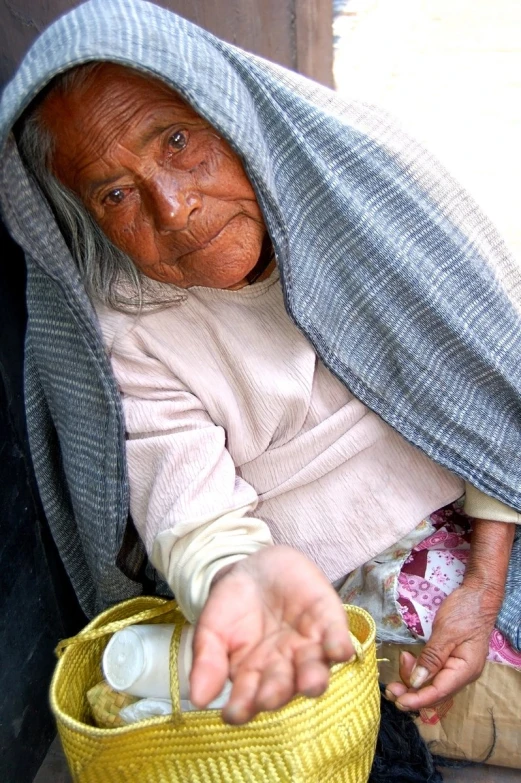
397 503 521 669
339 501 521 669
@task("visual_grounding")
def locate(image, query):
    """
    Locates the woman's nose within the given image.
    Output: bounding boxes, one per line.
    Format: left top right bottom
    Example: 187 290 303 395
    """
146 173 201 232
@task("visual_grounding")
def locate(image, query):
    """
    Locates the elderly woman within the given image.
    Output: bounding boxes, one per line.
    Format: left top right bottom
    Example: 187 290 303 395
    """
2 0 521 726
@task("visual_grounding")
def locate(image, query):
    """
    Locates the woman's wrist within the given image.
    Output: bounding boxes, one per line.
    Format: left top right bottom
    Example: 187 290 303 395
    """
210 562 238 589
462 517 515 602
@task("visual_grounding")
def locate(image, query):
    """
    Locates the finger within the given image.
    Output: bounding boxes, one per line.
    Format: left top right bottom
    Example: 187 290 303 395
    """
254 656 296 712
384 681 408 702
222 669 262 725
297 593 353 661
189 627 230 709
410 629 457 689
295 643 330 697
396 661 470 710
398 651 417 687
386 650 417 700
322 616 355 662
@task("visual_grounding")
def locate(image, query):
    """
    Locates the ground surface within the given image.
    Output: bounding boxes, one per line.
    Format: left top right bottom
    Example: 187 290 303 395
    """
334 0 521 264
36 1 521 781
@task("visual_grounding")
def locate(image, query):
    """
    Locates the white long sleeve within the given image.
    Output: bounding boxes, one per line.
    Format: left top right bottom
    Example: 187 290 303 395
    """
103 319 272 619
150 510 273 622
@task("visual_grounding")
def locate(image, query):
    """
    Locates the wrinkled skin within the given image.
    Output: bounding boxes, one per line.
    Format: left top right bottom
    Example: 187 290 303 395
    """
41 64 514 723
42 63 267 289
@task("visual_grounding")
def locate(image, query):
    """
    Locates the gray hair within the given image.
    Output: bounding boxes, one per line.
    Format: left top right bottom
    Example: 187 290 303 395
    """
17 63 183 312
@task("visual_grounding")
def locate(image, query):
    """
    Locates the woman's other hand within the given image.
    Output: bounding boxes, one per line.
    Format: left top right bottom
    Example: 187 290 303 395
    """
385 517 515 711
384 580 498 710
189 545 354 724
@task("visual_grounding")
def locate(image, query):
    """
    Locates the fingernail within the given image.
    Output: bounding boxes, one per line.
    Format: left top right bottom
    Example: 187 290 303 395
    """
384 688 395 702
224 704 243 723
324 641 342 657
347 653 357 665
303 685 324 698
410 665 429 689
395 702 408 711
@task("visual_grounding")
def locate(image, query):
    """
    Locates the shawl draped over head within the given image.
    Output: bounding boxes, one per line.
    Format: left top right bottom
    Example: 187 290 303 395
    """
0 0 520 645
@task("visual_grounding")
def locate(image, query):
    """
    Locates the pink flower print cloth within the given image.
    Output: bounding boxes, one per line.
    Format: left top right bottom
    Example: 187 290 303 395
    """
397 503 521 670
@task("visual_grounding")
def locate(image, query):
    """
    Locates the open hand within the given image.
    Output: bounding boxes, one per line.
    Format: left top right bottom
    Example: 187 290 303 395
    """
385 580 500 711
189 545 354 724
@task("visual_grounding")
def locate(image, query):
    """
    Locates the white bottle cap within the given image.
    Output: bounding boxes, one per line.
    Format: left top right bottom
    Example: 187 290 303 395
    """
103 624 175 699
102 627 146 693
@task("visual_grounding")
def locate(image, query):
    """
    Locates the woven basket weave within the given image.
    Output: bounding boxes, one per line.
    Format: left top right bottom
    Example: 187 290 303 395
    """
51 597 380 783
87 682 138 729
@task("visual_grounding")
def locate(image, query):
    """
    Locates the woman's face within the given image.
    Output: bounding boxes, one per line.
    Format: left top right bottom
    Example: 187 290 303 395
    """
41 63 267 289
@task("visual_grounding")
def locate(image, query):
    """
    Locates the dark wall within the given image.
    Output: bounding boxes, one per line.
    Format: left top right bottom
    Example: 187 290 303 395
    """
0 1 332 780
0 0 333 87
0 224 86 783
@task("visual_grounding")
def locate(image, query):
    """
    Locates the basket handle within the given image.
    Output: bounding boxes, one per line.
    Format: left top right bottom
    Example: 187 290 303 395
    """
55 600 182 658
348 631 365 663
169 621 185 715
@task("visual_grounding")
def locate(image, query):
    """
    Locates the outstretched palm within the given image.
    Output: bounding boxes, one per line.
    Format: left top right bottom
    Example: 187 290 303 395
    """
189 545 354 724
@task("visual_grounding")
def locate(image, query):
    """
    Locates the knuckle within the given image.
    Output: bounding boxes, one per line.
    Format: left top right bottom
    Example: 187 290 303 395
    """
419 647 446 671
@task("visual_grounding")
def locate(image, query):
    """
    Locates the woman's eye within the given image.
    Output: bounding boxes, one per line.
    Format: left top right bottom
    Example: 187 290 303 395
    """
104 188 126 206
168 130 188 151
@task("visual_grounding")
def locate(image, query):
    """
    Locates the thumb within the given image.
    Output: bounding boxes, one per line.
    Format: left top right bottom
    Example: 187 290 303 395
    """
410 630 456 689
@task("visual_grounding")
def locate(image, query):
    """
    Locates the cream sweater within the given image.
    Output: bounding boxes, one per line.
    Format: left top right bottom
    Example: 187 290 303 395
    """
97 270 518 622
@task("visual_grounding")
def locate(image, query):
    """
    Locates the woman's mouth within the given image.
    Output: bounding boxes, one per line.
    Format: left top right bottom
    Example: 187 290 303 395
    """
168 217 237 260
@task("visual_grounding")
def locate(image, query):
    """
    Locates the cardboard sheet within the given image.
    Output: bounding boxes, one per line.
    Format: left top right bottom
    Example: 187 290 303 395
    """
378 643 521 769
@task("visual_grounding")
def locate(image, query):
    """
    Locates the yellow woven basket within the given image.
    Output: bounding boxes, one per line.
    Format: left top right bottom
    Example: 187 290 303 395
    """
50 597 380 783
